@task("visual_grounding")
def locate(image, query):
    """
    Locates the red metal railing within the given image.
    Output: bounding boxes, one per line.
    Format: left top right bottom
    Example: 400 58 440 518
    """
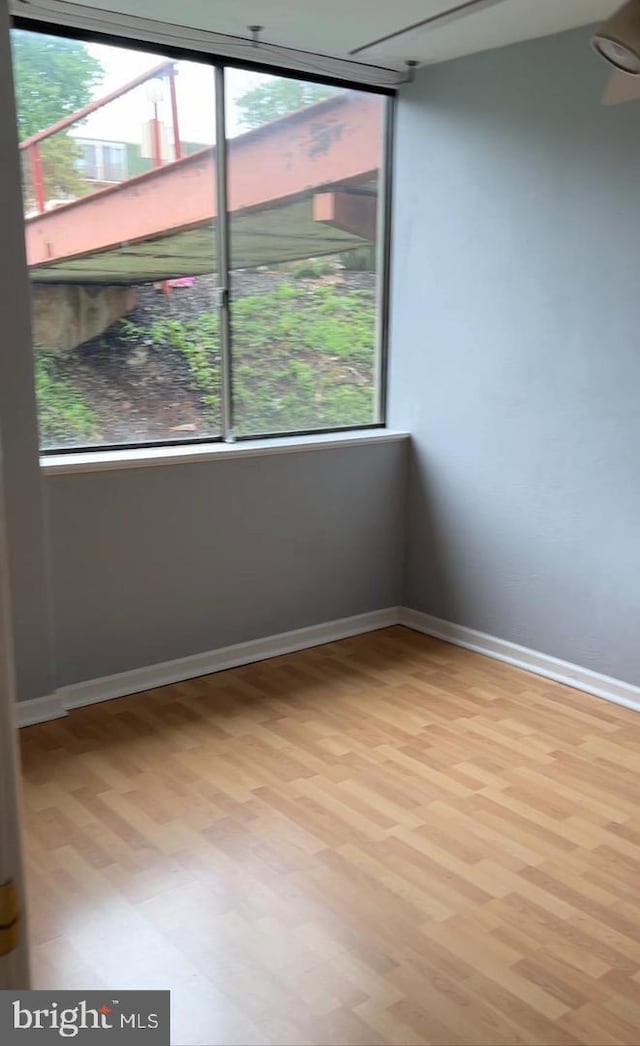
19 58 182 214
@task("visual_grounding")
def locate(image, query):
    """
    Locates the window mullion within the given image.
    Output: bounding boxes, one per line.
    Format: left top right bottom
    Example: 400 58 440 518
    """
375 95 395 427
214 64 233 442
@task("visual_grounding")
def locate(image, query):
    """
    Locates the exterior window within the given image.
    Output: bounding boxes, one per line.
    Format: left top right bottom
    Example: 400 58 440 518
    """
74 140 127 182
102 143 126 182
76 142 99 180
11 26 390 452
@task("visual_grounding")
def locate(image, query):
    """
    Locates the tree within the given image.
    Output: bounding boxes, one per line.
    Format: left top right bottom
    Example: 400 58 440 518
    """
11 30 103 203
235 78 338 131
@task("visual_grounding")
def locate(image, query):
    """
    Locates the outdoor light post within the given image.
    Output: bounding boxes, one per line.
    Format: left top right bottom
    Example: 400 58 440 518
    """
147 76 165 168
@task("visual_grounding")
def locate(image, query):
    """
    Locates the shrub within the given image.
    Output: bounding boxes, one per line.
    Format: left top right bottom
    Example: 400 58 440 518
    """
289 258 335 279
35 351 97 442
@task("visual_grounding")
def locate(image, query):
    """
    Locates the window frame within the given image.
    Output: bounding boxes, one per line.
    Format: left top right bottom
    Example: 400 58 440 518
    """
74 138 128 183
12 14 395 457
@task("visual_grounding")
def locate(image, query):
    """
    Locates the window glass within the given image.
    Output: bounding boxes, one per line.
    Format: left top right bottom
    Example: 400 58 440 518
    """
12 29 221 450
76 142 99 180
225 69 384 436
11 28 388 452
102 143 127 182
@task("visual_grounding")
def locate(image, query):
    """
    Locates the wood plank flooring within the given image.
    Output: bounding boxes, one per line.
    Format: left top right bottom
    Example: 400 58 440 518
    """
19 626 640 1045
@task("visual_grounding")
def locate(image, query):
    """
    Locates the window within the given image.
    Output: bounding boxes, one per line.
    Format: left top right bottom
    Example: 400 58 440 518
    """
74 140 128 183
102 143 127 182
11 25 391 453
76 142 100 181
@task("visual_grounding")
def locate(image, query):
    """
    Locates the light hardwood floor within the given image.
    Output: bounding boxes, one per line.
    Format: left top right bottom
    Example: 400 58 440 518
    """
19 626 640 1046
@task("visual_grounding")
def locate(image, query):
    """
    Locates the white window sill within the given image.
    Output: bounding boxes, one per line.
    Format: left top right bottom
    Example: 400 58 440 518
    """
40 429 409 476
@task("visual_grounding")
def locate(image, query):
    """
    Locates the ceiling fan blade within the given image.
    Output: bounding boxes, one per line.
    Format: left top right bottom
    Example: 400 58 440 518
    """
602 68 640 105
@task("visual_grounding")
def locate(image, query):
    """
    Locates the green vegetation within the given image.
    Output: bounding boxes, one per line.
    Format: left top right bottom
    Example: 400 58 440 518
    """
288 258 335 279
231 283 375 433
146 282 375 434
11 30 103 205
34 281 375 445
235 78 339 132
11 32 102 140
35 352 97 443
339 245 377 271
150 315 221 413
116 318 145 343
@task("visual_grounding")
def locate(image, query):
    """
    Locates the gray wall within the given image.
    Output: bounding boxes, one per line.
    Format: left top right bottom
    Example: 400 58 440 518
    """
46 441 406 687
389 26 640 685
0 9 405 700
0 8 55 704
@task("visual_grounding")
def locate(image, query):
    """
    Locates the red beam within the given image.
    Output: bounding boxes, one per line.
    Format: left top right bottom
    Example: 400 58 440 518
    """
25 149 216 269
313 191 377 242
25 93 383 272
20 60 176 150
226 92 382 214
29 145 46 214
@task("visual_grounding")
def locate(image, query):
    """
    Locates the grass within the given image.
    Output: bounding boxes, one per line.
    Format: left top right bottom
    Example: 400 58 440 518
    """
35 281 377 443
34 351 97 445
232 284 375 433
148 282 376 435
150 314 221 413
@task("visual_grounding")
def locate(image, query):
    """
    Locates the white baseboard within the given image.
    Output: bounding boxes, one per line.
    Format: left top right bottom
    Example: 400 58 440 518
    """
16 692 66 727
17 607 401 726
16 604 640 727
399 607 640 713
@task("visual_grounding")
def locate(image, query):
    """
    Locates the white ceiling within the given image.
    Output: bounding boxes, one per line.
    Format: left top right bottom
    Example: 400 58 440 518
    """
30 0 621 71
